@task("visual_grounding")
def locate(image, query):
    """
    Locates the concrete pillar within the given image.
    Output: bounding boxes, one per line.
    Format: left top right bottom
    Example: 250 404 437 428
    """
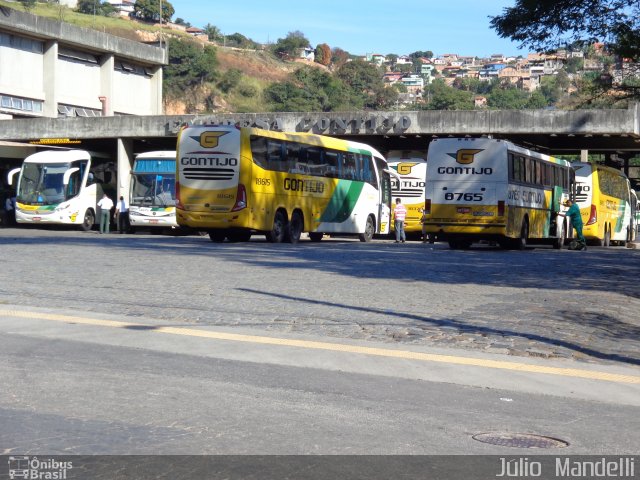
42 40 58 118
580 150 589 163
116 138 134 201
99 54 114 116
150 65 163 115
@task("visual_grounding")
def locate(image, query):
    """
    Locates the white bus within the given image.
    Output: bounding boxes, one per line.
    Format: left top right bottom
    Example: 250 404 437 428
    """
129 151 178 231
388 150 428 238
422 138 574 249
7 150 103 230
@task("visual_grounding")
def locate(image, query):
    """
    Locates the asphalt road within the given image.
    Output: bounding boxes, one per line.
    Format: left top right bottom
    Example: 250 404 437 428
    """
0 228 638 471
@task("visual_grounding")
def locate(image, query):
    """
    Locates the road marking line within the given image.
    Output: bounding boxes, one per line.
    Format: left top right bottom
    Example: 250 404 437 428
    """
2 308 640 384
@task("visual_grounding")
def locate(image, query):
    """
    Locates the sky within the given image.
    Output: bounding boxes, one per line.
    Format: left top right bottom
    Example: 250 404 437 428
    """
167 0 526 58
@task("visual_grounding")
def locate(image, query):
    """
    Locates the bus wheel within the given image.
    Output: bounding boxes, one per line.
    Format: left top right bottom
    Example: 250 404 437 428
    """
553 222 565 250
80 209 94 232
309 232 324 242
267 210 287 243
512 219 528 250
286 211 303 244
358 215 375 242
209 230 226 243
227 230 252 242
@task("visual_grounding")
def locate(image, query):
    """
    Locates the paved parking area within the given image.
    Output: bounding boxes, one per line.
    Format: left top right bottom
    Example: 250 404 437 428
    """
0 227 639 367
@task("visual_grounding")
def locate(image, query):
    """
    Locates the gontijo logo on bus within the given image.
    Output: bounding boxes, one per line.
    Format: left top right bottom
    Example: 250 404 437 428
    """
447 149 483 164
194 131 228 148
393 162 419 175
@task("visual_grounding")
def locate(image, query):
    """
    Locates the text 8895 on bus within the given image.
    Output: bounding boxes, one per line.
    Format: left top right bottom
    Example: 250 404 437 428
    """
422 137 574 250
176 125 392 243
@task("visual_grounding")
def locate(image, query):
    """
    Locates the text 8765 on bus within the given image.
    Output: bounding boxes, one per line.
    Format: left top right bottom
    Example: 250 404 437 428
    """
176 125 392 243
422 138 574 250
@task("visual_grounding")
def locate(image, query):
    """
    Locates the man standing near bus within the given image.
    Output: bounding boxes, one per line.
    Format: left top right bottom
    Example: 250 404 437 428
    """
97 193 114 234
394 198 407 243
564 199 586 250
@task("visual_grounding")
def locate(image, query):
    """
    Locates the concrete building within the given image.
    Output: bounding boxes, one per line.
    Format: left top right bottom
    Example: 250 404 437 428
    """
0 6 167 201
0 6 167 120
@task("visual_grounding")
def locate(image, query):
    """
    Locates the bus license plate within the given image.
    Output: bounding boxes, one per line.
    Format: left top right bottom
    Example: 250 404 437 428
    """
32 217 41 221
149 219 159 224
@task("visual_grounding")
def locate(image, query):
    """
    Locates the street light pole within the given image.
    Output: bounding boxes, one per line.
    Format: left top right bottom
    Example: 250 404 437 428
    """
159 0 163 49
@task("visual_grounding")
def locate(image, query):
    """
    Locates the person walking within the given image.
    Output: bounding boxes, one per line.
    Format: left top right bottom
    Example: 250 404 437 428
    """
564 199 586 250
114 195 130 234
97 193 113 234
393 198 407 243
4 193 16 226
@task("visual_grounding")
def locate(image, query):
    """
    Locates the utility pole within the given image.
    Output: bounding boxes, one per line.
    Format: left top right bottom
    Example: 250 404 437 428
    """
159 0 163 49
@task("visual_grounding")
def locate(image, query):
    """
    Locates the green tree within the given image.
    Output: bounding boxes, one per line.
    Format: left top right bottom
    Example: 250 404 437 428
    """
423 79 474 110
336 59 385 106
17 0 36 12
77 0 116 16
224 33 260 49
526 90 549 108
487 85 530 109
203 24 222 43
164 37 218 95
264 82 322 112
272 31 310 59
491 0 640 60
133 0 174 22
330 48 351 69
217 68 242 93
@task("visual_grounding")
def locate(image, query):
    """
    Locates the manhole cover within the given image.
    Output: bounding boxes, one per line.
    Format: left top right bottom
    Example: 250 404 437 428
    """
472 432 569 448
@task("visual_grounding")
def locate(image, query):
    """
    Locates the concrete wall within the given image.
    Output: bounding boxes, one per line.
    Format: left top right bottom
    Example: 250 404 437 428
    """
1 107 638 141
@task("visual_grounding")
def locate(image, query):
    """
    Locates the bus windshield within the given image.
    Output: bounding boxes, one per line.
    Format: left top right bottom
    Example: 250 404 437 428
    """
17 162 76 205
131 174 176 207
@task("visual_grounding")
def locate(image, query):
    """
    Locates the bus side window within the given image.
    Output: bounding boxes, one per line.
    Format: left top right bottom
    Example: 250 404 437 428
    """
250 136 268 169
267 140 285 172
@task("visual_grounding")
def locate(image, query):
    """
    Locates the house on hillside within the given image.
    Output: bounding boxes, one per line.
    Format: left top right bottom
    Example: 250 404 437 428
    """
383 72 404 85
298 47 315 62
186 27 206 37
105 0 135 17
396 55 412 66
369 54 386 66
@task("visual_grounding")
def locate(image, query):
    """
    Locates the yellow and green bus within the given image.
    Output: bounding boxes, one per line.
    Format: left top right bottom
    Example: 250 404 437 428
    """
422 137 574 250
176 125 392 243
573 162 633 246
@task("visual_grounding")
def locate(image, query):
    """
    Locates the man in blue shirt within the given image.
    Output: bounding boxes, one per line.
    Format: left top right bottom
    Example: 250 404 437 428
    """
564 199 586 250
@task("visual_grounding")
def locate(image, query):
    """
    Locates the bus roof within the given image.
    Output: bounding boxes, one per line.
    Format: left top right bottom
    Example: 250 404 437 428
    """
430 137 570 166
181 124 386 160
135 151 176 159
23 149 91 164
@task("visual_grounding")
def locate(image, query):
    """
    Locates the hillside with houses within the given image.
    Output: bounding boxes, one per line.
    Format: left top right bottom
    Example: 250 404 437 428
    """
12 0 639 113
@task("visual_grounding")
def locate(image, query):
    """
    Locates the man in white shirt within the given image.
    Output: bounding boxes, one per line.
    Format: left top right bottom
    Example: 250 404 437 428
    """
96 193 114 234
115 195 130 234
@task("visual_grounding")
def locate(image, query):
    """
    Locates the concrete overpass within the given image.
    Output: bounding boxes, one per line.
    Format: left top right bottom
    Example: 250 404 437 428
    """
1 105 639 195
1 104 639 152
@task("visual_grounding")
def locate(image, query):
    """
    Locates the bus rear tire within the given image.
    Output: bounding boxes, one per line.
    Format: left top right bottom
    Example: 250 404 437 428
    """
286 210 303 244
209 230 226 243
553 222 565 250
80 209 94 232
309 232 323 242
358 215 375 242
512 219 528 250
266 210 287 243
227 230 251 242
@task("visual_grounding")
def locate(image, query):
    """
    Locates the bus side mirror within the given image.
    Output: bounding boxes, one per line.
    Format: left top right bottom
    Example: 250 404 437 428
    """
63 167 79 186
7 168 20 186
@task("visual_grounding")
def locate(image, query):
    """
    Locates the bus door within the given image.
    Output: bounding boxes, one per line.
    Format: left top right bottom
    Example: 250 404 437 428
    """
378 170 392 234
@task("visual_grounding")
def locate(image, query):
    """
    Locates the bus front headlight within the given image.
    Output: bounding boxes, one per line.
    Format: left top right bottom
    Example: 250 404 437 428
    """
55 202 70 212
